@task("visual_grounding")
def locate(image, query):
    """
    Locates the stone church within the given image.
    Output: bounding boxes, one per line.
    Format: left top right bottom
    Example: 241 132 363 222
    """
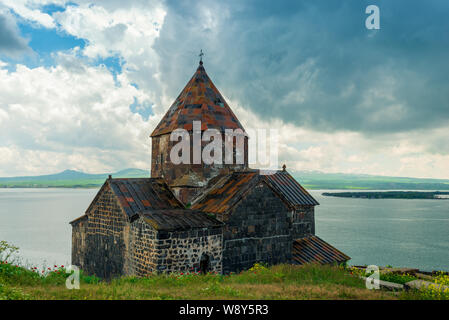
70 59 350 278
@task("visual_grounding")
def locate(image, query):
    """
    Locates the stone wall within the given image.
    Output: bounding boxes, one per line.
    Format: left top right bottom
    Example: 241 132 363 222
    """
71 215 87 268
130 216 223 275
221 182 292 273
128 217 158 276
82 185 129 279
72 183 224 278
291 205 315 239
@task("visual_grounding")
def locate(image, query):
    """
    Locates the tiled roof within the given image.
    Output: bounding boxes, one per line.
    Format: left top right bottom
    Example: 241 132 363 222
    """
191 170 319 214
292 236 350 265
151 62 245 137
265 171 319 206
140 209 223 231
79 178 223 229
107 178 184 219
191 171 260 214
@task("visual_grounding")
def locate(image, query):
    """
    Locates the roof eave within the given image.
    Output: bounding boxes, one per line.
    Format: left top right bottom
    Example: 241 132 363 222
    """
69 214 88 225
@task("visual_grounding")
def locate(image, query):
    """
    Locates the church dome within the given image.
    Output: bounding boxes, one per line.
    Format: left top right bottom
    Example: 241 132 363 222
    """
151 61 246 137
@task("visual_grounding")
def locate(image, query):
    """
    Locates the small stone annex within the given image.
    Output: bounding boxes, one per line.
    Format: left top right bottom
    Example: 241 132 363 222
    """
70 58 350 278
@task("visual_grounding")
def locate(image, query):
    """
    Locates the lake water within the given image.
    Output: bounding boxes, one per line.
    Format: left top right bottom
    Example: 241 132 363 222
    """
0 188 448 271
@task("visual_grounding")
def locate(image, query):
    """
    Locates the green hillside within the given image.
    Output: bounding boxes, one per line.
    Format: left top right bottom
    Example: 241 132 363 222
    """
292 171 449 190
0 168 149 188
1 168 449 190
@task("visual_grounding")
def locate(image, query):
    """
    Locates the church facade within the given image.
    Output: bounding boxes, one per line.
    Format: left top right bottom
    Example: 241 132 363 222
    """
70 60 349 278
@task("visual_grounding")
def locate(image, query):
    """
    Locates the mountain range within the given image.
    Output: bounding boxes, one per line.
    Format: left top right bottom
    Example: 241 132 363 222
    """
1 168 449 190
0 168 149 188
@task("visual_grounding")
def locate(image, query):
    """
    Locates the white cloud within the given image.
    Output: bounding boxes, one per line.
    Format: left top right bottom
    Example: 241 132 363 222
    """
0 1 171 177
0 54 157 176
0 0 59 28
51 1 170 116
0 1 448 180
227 98 449 179
53 3 165 59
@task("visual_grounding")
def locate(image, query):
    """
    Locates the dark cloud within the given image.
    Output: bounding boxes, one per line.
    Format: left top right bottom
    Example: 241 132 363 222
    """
154 0 449 134
0 12 30 57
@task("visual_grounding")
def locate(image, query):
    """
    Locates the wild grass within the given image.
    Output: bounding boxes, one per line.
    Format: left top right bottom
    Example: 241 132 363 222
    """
1 242 447 300
1 261 399 300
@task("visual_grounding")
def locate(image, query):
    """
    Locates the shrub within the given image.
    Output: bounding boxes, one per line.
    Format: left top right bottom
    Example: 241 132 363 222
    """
0 261 42 286
248 262 269 273
0 241 19 263
380 272 417 285
0 282 29 300
419 272 449 300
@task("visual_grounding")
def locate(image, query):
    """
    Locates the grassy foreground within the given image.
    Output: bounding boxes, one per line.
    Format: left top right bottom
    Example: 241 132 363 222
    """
1 241 448 300
0 261 439 300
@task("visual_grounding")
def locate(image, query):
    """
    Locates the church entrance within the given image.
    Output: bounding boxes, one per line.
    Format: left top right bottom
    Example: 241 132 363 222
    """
199 253 210 274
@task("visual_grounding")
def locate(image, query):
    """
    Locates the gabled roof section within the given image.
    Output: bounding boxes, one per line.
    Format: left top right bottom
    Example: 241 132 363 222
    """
83 178 184 221
108 178 184 219
292 236 350 265
191 171 261 214
140 209 223 231
265 171 319 206
191 170 319 214
151 62 245 137
69 214 88 225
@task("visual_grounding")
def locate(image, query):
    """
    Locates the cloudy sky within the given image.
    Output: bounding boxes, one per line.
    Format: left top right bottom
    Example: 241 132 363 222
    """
0 0 448 178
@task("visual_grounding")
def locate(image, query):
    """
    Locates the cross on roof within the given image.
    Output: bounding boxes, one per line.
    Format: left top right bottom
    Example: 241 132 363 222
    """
199 49 204 64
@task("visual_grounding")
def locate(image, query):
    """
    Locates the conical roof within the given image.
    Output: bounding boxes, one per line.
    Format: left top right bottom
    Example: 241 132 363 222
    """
151 62 245 137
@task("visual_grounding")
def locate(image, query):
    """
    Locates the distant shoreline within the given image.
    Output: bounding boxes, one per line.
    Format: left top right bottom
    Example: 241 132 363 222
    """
0 185 101 189
1 167 449 190
2 185 449 191
322 191 449 200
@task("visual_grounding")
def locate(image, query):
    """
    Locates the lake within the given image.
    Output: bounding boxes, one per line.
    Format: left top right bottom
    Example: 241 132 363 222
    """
0 188 448 271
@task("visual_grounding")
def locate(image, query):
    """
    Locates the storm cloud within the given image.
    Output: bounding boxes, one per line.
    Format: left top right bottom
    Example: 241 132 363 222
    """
154 0 449 135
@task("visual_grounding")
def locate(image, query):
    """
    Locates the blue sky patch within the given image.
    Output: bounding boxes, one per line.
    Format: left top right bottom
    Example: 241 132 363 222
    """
13 11 126 81
94 55 124 76
19 22 85 57
130 97 154 121
39 4 67 15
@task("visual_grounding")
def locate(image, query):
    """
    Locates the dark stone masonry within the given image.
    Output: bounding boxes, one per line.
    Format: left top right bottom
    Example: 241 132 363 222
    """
72 185 128 279
128 215 223 275
70 61 349 278
221 182 293 273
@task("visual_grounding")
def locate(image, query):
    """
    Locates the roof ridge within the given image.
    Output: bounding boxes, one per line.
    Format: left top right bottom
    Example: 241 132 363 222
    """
192 170 319 214
150 63 245 137
189 173 232 206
